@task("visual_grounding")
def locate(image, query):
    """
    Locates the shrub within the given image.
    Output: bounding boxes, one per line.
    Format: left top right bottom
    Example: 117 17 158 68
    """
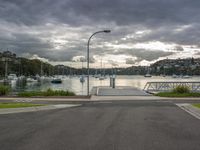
18 88 76 97
0 85 10 96
172 85 190 94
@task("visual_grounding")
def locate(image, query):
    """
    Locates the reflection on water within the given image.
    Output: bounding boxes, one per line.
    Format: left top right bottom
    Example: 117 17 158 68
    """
3 75 200 95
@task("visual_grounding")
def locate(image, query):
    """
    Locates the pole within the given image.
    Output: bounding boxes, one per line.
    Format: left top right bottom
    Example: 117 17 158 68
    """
5 59 8 78
87 37 90 96
87 30 111 96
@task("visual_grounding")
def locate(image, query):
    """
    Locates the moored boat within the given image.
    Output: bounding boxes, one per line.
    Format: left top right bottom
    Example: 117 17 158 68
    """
80 75 85 83
144 73 152 77
51 78 62 84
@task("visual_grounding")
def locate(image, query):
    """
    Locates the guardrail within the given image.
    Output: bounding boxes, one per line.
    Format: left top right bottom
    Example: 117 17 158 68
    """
143 82 200 93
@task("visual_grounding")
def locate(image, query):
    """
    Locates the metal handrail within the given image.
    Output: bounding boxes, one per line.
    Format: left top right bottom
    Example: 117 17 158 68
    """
143 81 200 92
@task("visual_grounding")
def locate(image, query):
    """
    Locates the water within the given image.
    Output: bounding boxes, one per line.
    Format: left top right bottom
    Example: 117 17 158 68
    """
5 75 200 95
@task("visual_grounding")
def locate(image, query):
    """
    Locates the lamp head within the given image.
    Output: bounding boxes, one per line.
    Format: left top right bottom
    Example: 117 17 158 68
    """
103 30 111 33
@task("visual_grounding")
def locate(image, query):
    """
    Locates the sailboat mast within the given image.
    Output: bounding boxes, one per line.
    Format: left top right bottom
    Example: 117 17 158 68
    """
40 62 43 76
101 58 102 76
82 61 83 75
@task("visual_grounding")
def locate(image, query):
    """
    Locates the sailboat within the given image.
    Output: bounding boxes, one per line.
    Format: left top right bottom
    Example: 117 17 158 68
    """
80 61 85 83
93 69 100 78
163 67 166 77
99 59 106 80
80 75 85 83
144 67 152 77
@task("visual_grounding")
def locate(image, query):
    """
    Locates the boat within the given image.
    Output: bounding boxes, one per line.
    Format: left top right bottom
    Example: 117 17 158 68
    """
80 61 85 83
99 59 106 80
144 67 152 77
172 74 178 78
26 77 38 82
18 75 26 80
93 68 99 78
182 75 191 79
144 73 152 77
99 76 106 80
7 74 18 80
94 74 100 78
51 78 62 84
80 75 85 83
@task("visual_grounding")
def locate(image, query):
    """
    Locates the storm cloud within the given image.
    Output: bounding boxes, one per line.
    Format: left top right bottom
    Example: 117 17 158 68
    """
0 0 200 67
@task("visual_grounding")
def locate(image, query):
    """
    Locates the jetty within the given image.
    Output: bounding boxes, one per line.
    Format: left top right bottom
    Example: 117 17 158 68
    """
91 86 151 96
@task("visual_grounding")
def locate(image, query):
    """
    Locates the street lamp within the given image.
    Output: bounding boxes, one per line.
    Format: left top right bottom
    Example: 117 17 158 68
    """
87 30 111 96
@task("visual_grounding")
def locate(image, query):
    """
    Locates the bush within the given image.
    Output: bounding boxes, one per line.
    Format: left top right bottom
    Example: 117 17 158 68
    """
0 85 10 96
172 85 190 94
18 88 76 97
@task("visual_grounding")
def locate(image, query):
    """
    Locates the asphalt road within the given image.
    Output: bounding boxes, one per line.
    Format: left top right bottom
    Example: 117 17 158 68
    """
0 101 200 150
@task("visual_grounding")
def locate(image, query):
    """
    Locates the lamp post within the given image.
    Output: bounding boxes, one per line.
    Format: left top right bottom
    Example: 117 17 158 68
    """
87 30 111 96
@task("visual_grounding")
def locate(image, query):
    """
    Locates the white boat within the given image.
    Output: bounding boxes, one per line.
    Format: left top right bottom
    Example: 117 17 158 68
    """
182 75 191 79
26 77 38 82
18 75 26 80
99 76 106 80
80 76 85 83
144 74 152 77
7 74 18 80
172 74 178 78
144 67 152 77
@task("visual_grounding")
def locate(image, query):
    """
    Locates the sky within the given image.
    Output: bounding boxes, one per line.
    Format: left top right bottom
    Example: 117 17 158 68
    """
1 0 200 68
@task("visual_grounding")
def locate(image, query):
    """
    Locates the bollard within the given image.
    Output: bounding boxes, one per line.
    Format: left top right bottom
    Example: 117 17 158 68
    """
112 77 115 88
110 77 113 87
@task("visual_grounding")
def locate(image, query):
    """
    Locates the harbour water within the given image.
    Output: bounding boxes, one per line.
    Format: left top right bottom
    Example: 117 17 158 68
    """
3 75 200 95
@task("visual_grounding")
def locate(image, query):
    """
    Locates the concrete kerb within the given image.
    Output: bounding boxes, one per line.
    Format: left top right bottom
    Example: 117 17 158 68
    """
0 104 81 115
0 97 91 102
176 103 200 120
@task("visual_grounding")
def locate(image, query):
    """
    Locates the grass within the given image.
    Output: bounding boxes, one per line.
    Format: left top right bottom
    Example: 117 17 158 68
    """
154 85 200 97
0 103 44 109
193 104 200 108
155 92 200 97
18 88 76 97
0 85 10 96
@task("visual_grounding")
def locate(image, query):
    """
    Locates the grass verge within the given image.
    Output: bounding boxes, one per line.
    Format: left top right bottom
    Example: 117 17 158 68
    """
18 88 76 97
193 104 200 108
0 103 44 109
155 92 200 97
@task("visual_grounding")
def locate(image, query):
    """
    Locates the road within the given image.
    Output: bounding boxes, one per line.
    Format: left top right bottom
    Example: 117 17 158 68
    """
0 101 200 150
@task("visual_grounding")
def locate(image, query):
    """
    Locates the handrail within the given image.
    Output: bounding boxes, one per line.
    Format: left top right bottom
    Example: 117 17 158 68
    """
143 82 200 92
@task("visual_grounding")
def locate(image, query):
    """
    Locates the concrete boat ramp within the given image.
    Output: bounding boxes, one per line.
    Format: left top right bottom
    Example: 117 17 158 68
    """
91 86 151 96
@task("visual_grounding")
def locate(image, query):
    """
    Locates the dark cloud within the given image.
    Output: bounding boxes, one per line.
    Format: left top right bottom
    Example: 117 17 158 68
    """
115 49 174 61
1 0 200 27
0 0 200 65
